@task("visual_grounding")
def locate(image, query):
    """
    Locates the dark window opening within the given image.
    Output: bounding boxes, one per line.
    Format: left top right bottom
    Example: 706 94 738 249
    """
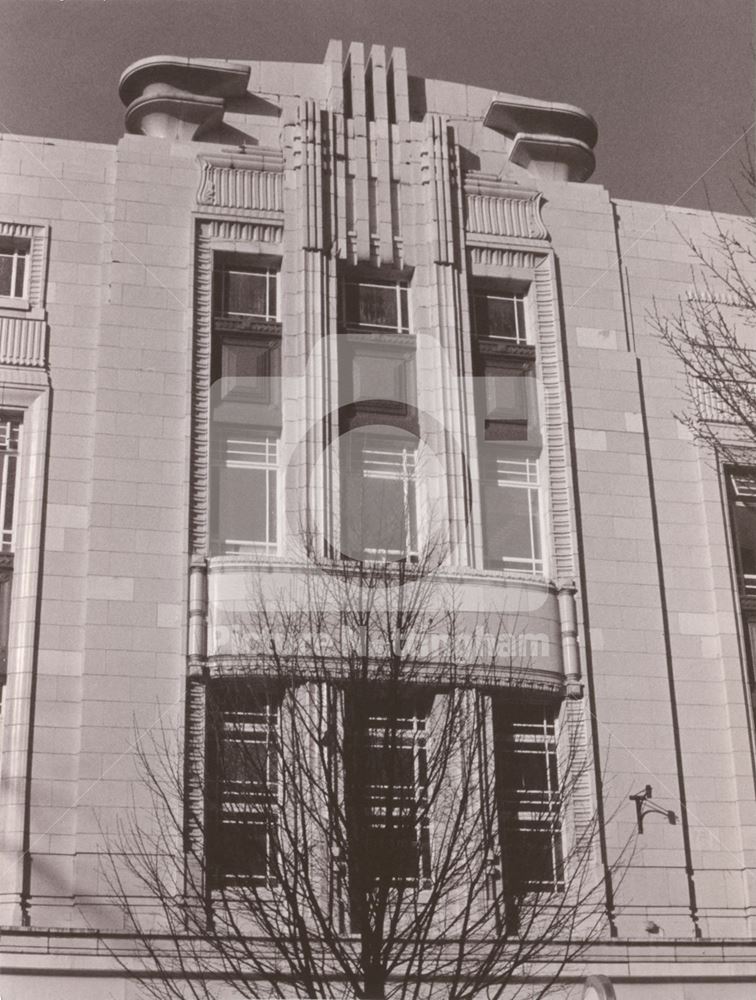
472 289 526 345
342 276 410 335
345 691 432 892
493 701 563 896
207 684 280 887
0 239 29 299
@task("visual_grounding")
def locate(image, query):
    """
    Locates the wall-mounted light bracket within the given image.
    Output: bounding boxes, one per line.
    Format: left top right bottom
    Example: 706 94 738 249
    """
629 785 676 834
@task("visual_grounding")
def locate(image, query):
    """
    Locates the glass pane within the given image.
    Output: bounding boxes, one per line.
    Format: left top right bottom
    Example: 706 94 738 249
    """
505 826 557 889
369 822 420 880
0 573 11 679
356 284 398 328
223 739 268 790
219 820 269 879
267 470 277 547
2 454 16 552
500 748 549 792
529 488 542 567
341 435 417 560
485 367 529 422
0 256 12 297
214 436 277 554
217 466 269 550
734 502 756 584
222 341 269 380
516 296 526 337
399 284 409 331
482 481 535 566
367 745 415 792
13 255 25 298
475 293 521 341
363 478 407 555
225 271 268 317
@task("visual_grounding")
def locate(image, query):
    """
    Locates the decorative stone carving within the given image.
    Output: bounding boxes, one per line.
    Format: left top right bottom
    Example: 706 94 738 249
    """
469 246 539 270
464 173 548 241
119 56 250 140
0 317 46 367
197 152 284 214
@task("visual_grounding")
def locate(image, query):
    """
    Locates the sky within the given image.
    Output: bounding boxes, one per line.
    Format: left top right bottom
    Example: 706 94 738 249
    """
0 0 753 213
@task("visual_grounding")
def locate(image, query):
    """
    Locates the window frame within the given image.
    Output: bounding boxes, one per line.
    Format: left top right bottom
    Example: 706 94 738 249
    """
493 701 564 895
480 450 544 574
340 274 411 336
0 239 29 305
728 470 756 597
347 691 433 889
211 429 280 557
471 285 528 346
207 685 281 889
340 430 420 564
214 263 279 323
725 468 756 707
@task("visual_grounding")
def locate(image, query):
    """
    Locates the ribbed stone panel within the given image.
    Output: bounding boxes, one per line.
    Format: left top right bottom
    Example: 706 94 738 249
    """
0 317 46 367
464 173 549 241
197 151 284 215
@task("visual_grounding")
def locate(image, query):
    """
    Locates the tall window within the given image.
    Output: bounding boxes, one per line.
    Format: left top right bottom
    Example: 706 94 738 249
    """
347 693 431 886
342 276 410 334
481 451 543 573
0 414 19 694
341 431 418 562
0 239 29 300
207 685 279 887
211 432 278 555
471 281 543 573
212 259 281 394
210 256 281 557
494 702 563 893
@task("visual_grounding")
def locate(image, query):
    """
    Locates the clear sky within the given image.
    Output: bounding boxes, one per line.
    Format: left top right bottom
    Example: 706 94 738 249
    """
0 0 753 213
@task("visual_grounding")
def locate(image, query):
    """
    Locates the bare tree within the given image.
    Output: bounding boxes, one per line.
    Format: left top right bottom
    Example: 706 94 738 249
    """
654 156 756 463
105 547 619 1000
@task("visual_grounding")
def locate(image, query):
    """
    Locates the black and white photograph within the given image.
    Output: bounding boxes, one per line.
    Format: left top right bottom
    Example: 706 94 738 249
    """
0 2 753 997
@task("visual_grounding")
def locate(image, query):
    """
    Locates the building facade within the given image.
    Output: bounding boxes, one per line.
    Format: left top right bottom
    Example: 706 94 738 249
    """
0 39 755 999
